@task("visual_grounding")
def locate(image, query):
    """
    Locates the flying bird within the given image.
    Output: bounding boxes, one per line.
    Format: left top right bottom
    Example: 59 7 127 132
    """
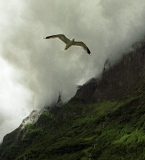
44 34 91 54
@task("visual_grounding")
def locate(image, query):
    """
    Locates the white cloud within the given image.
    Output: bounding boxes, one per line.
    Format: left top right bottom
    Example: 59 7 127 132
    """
0 58 32 141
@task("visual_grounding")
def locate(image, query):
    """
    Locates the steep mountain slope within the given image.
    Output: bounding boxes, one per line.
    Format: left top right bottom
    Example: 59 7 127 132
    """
1 38 145 160
71 40 145 103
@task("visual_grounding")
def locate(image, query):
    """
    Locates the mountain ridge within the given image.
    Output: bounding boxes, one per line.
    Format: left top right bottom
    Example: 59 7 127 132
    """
1 38 145 160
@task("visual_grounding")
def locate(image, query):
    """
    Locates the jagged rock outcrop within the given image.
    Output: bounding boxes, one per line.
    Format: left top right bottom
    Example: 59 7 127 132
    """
71 38 145 103
20 110 41 130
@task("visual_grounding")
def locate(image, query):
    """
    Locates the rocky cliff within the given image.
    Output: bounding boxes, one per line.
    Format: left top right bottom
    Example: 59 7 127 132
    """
71 39 145 103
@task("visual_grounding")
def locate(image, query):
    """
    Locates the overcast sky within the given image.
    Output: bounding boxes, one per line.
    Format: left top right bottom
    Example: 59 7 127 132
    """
0 0 145 141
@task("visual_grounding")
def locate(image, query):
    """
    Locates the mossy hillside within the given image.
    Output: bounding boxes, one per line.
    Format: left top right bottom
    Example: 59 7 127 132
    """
3 95 143 160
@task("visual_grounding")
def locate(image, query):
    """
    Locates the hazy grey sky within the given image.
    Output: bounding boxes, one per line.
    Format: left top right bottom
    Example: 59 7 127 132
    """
0 0 145 141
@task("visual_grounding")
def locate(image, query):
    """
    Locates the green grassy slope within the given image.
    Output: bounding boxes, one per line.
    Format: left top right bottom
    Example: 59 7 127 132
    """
2 94 145 160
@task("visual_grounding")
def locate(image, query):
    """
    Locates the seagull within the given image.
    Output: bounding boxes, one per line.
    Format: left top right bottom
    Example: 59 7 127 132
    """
44 34 91 54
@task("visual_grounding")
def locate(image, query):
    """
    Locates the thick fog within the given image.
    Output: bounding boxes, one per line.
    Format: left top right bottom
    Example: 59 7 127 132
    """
0 0 145 141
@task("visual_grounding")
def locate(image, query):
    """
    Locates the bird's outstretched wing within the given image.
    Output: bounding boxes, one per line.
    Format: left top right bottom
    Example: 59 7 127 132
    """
44 34 70 44
73 41 91 54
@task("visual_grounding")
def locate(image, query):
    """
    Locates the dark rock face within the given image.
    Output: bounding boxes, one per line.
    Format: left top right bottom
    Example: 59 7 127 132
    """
71 39 145 102
70 78 98 103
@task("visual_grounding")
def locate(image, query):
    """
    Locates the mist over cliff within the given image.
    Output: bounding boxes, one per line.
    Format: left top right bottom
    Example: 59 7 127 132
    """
0 0 145 140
